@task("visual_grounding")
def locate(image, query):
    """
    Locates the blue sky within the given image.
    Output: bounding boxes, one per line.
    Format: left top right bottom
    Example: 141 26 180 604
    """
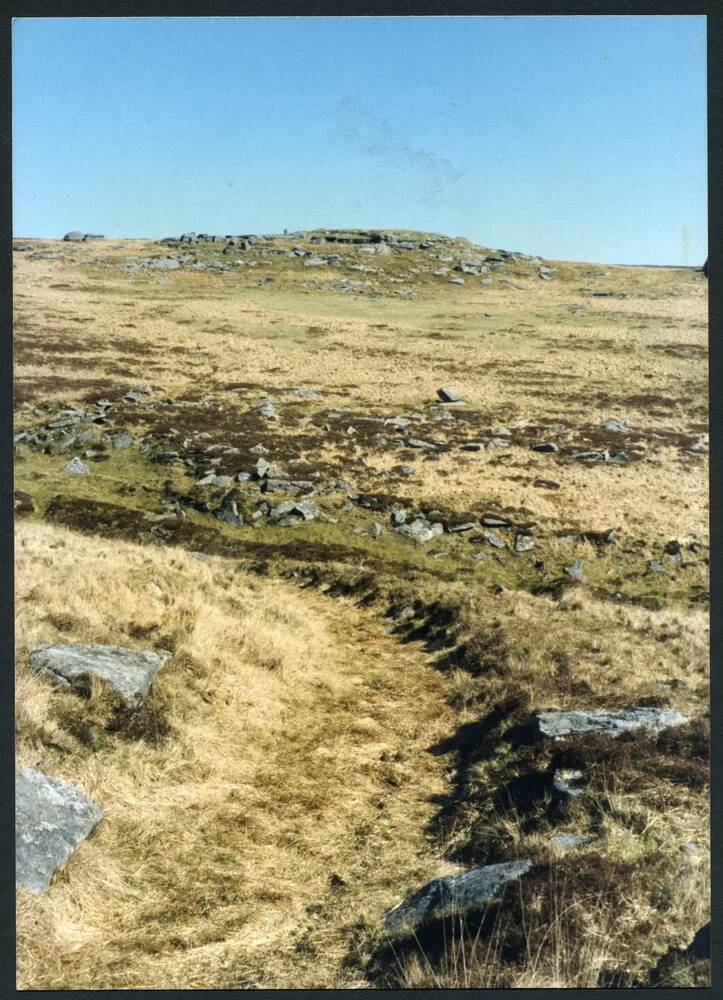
12 15 707 264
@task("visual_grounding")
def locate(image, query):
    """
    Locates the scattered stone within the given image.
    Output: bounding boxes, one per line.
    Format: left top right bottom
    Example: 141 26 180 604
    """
538 266 556 280
16 768 103 894
250 443 269 455
28 643 170 707
571 450 609 462
487 437 511 449
269 500 319 522
602 419 630 433
111 434 133 450
294 388 323 399
647 559 665 574
470 551 489 562
406 438 435 449
550 832 595 851
515 533 534 553
437 387 462 403
481 515 511 527
532 442 559 453
483 529 506 549
391 510 407 526
535 707 688 739
553 768 586 799
399 465 416 476
215 497 243 526
256 400 278 419
491 425 512 437
383 860 531 936
63 457 90 475
564 558 584 581
395 519 443 544
449 522 477 533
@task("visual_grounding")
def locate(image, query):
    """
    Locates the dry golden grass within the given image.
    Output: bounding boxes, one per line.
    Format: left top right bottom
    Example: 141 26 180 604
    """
15 520 459 989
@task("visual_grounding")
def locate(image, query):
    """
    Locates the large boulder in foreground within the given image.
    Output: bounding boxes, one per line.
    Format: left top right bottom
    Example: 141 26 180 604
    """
28 643 170 708
535 707 688 739
384 860 531 936
16 768 103 894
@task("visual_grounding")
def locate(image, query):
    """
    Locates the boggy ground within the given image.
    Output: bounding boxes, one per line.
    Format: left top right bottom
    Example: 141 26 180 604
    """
14 231 709 988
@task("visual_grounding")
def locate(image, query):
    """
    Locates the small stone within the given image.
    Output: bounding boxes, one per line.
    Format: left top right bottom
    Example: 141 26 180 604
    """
550 832 595 851
395 519 443 544
532 442 558 453
449 522 477 533
459 442 484 451
63 457 90 475
515 533 534 553
491 426 512 437
553 769 586 799
215 497 243 526
564 559 584 581
399 465 415 476
648 560 665 574
483 529 506 549
602 419 630 433
391 510 407 526
436 388 462 403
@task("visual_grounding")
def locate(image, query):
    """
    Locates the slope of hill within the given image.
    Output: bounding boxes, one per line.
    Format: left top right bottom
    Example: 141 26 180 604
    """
14 230 709 988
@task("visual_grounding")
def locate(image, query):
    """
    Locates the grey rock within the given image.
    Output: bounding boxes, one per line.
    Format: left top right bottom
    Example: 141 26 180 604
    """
532 442 559 453
515 533 534 553
571 450 609 462
406 438 435 449
197 473 234 488
471 551 489 562
395 519 444 544
491 426 512 437
64 457 90 475
384 860 531 936
250 443 270 455
215 498 243 526
391 510 407 526
564 558 584 581
535 707 688 739
487 437 511 448
294 388 323 399
16 768 103 894
371 521 383 538
437 388 462 403
147 257 181 270
483 529 506 549
647 560 665 574
449 522 477 533
479 277 493 285
269 500 319 522
63 231 85 242
550 833 595 851
602 419 630 433
111 434 133 450
449 277 465 286
552 768 586 799
256 400 278 419
28 643 170 708
151 451 180 464
30 251 59 260
399 465 416 476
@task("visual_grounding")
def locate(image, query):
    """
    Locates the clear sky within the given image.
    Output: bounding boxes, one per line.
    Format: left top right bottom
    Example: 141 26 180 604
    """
12 15 707 265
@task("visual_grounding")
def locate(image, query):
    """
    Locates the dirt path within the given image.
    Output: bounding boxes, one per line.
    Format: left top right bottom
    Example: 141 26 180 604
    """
180 588 458 989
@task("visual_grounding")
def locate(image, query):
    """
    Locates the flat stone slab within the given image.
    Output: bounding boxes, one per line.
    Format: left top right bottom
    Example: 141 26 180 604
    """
16 768 103 893
535 707 688 739
384 860 531 936
28 643 170 707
